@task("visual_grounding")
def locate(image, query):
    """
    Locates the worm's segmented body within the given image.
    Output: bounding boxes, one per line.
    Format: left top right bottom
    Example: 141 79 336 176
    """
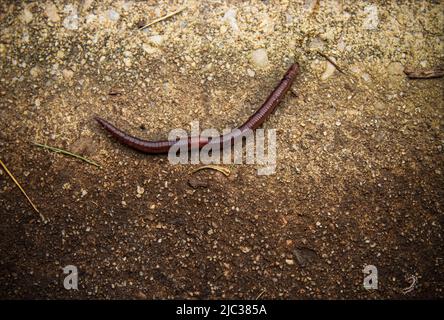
95 63 300 154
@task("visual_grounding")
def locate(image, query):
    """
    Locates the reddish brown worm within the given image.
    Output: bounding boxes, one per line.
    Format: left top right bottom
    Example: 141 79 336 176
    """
95 63 300 154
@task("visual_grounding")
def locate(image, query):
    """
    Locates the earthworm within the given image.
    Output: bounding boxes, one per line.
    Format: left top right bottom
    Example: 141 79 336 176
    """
95 63 300 154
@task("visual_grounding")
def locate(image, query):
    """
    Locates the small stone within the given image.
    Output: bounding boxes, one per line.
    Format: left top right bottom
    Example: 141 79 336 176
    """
362 5 379 30
294 247 318 267
149 35 163 46
188 177 208 189
30 66 41 78
361 72 371 82
222 8 239 32
285 259 295 265
251 49 269 68
63 5 79 30
81 189 87 197
387 62 404 75
142 43 157 54
124 57 132 67
45 3 60 23
34 98 41 107
309 37 324 51
62 69 74 80
82 0 94 12
337 37 346 51
247 69 255 77
321 60 336 80
240 246 251 253
56 50 65 59
22 6 33 24
135 291 147 299
136 185 145 197
85 14 97 24
107 9 120 22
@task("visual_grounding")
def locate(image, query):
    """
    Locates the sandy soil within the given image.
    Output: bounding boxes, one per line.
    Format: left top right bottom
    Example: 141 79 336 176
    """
0 0 443 299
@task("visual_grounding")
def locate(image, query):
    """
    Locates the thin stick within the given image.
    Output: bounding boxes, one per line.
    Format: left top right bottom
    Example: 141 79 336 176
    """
318 51 345 74
192 165 231 177
404 66 444 79
0 159 45 222
255 289 266 300
139 7 186 31
33 142 101 168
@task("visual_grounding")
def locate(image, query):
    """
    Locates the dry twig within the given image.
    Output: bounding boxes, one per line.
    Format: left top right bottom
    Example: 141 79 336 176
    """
0 159 45 222
192 165 231 177
404 66 444 79
33 142 101 168
139 7 186 31
318 51 345 74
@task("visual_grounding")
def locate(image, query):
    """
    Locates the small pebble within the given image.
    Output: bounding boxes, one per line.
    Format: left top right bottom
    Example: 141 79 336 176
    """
251 49 269 68
45 3 60 23
136 185 145 197
107 9 120 22
285 259 295 265
247 69 255 77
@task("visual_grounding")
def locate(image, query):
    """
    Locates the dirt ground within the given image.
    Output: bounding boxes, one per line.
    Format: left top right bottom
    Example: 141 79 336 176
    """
0 0 443 299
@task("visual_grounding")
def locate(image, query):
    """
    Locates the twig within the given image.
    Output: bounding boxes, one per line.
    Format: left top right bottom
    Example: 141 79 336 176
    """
318 51 345 74
192 165 230 177
33 142 101 168
0 159 45 222
255 289 266 300
404 66 444 79
139 7 186 31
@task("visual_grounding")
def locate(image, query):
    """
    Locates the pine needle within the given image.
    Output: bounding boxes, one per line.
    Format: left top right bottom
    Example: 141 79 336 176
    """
318 51 346 74
192 165 231 177
139 7 186 31
256 289 266 300
33 142 101 168
0 159 45 222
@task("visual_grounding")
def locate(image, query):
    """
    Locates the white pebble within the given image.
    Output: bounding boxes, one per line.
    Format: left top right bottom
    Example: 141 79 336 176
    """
63 5 79 30
222 8 240 33
142 43 157 54
362 5 379 30
107 9 120 22
136 185 144 197
251 49 269 68
149 35 163 46
285 259 295 265
85 14 97 24
361 72 371 82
